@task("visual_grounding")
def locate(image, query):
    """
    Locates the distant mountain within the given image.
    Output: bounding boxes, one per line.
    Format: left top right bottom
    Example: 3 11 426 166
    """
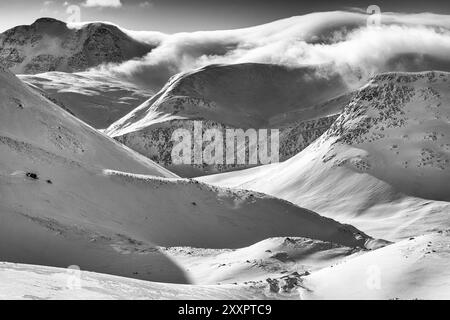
105 63 351 176
20 71 152 129
200 71 450 240
0 18 154 74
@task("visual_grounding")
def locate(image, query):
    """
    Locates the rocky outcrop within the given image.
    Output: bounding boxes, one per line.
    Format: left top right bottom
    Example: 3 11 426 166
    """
114 115 340 177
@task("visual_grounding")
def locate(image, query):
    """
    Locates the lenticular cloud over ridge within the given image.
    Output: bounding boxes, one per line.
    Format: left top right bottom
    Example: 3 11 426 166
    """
93 11 450 90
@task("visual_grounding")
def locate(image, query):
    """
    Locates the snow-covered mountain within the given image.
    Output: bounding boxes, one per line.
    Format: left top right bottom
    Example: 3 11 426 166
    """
20 71 152 129
201 71 450 240
105 63 351 176
0 18 154 74
0 65 378 284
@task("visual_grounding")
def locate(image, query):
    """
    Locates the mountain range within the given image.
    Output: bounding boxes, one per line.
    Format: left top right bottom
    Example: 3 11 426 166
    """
0 13 449 299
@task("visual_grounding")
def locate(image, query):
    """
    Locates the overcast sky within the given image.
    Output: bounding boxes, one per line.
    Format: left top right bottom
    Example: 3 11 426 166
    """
1 0 450 33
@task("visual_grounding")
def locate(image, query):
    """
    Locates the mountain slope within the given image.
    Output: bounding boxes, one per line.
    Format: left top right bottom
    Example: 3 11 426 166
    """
200 71 450 240
107 63 348 133
0 262 268 300
20 71 152 129
0 65 375 282
301 231 450 300
105 63 350 176
0 18 154 74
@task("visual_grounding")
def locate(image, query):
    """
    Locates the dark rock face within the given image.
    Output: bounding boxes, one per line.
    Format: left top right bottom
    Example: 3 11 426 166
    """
0 18 155 74
113 115 339 177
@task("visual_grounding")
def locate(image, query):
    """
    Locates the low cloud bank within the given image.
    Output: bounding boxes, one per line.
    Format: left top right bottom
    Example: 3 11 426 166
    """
89 11 450 91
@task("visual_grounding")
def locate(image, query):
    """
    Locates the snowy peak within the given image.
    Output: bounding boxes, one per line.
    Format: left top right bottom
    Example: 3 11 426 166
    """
31 17 67 31
107 63 348 135
0 18 154 74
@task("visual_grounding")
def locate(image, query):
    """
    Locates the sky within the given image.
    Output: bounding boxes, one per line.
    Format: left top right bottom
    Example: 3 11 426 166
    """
1 0 450 33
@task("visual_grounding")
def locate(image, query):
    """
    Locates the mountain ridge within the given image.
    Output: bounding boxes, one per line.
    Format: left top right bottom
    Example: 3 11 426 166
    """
105 63 351 176
200 70 450 240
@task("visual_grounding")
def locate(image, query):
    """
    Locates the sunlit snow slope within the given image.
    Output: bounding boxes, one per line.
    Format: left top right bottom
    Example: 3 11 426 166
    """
201 71 450 240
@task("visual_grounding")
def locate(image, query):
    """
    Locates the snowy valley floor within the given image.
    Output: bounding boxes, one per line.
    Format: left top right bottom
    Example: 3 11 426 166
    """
0 231 449 299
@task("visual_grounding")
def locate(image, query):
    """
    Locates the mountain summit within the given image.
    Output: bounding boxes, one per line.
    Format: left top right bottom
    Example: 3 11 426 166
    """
0 18 154 74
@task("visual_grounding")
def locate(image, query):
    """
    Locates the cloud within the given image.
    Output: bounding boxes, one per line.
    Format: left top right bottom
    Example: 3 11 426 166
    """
83 0 122 8
87 11 450 91
139 1 154 8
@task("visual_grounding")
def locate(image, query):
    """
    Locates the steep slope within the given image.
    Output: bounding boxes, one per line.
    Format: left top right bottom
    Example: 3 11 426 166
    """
20 71 152 129
0 65 375 282
105 63 350 176
301 230 450 300
201 71 450 240
0 18 154 74
0 64 173 177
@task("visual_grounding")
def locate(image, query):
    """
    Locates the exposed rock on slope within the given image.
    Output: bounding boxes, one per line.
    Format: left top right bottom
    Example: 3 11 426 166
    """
0 18 154 74
106 63 351 176
323 71 450 201
200 71 450 240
